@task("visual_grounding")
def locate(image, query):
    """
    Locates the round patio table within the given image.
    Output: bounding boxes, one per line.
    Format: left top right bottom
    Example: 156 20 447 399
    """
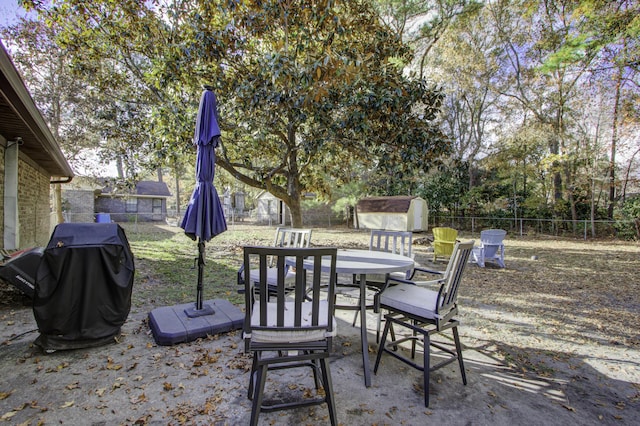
294 249 415 387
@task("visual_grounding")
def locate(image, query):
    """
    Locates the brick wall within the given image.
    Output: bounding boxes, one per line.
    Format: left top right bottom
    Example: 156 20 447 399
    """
0 140 53 249
17 153 52 247
62 189 95 223
94 196 166 222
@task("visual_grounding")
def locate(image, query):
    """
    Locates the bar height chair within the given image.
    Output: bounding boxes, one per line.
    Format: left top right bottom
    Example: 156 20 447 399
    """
237 227 312 296
374 240 474 407
242 246 338 426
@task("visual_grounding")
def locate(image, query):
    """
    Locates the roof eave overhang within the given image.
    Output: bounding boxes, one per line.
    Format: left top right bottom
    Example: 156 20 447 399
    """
0 41 74 181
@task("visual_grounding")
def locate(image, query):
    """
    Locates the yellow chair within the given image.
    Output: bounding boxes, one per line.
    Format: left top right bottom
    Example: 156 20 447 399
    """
432 227 458 262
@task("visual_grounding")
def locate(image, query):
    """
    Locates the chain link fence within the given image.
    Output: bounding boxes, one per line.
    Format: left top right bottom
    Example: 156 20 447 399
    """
62 210 635 240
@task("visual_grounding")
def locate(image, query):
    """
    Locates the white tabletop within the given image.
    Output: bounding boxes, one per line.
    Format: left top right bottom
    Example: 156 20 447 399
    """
332 249 414 275
291 249 414 275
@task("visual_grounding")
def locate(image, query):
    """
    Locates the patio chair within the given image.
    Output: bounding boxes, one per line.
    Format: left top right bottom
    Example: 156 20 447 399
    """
336 230 414 329
362 230 415 339
374 240 474 407
432 227 458 262
372 246 460 343
472 229 506 268
237 227 312 295
367 229 414 282
242 246 338 426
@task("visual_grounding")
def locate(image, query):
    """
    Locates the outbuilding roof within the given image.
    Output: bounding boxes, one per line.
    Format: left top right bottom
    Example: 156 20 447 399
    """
99 180 171 197
356 196 418 213
136 181 171 197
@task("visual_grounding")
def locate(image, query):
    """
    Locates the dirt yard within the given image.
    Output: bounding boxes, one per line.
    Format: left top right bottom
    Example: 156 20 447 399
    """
0 227 638 425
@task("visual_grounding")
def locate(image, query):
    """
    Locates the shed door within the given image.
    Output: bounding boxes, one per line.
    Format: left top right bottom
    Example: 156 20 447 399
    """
412 201 423 231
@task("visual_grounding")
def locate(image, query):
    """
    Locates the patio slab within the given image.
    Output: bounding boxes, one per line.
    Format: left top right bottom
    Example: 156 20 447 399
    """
0 304 637 425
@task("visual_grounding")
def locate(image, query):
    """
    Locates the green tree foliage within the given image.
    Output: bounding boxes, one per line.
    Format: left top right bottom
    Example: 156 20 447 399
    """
1 18 99 170
22 0 448 227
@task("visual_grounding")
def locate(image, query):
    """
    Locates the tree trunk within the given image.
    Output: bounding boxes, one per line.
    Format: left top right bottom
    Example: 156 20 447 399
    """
174 171 181 217
608 64 621 220
289 196 303 228
549 135 563 205
116 156 124 179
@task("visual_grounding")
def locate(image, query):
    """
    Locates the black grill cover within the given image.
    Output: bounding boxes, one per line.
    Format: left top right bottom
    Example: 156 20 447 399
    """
33 223 135 351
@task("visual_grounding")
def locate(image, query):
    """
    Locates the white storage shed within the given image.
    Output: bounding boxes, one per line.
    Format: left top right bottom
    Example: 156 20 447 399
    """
356 196 428 232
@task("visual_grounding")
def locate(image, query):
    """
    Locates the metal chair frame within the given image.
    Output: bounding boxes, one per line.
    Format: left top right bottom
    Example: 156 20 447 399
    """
237 227 312 295
374 240 474 407
243 246 338 426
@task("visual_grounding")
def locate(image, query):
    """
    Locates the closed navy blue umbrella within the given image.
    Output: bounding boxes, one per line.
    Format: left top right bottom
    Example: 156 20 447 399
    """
180 87 227 312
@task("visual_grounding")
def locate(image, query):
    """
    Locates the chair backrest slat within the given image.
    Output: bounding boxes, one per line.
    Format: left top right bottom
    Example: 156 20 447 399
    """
369 230 413 258
270 228 313 267
436 240 474 315
244 246 337 339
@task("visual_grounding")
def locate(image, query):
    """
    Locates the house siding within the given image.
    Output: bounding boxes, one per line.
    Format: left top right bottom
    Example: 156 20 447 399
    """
95 196 166 222
95 196 127 221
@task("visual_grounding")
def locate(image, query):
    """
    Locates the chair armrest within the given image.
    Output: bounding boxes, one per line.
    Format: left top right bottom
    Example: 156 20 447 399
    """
408 266 444 280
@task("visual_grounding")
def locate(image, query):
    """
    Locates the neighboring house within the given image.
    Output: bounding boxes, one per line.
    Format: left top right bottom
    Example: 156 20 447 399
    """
95 180 171 222
356 196 428 232
0 41 74 249
60 177 102 223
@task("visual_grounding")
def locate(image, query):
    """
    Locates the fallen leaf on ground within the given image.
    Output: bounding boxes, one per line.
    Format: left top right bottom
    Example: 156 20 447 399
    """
130 393 147 404
1 411 17 420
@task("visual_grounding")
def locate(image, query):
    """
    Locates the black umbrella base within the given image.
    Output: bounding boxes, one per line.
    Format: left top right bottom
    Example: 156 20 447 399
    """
148 299 243 346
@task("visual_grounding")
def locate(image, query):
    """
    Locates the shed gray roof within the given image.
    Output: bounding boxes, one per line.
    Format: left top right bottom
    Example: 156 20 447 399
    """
136 181 171 197
100 180 171 197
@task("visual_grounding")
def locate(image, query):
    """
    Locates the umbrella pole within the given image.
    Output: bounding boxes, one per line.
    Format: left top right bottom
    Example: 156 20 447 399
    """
196 239 205 310
185 238 215 318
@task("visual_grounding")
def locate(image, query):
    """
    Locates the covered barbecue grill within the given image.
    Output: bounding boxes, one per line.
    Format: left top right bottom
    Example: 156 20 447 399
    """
33 223 135 351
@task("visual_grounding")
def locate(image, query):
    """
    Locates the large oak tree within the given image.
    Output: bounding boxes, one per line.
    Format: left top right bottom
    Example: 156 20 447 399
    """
25 0 448 226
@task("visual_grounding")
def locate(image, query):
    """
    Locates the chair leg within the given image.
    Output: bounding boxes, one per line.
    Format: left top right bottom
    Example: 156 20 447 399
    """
352 310 359 327
389 320 398 351
311 357 321 389
248 355 258 399
320 357 338 426
250 363 268 426
411 319 418 359
374 317 392 374
452 326 467 385
423 332 431 408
